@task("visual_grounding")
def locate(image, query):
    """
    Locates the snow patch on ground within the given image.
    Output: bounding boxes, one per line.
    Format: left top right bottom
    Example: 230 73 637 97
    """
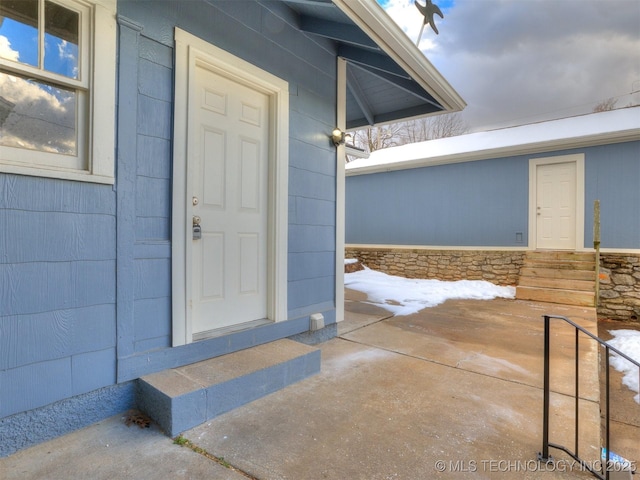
345 266 515 316
607 329 640 404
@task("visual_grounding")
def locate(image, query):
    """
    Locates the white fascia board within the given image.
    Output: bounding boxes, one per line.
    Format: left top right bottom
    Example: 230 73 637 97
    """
346 108 640 176
332 0 466 114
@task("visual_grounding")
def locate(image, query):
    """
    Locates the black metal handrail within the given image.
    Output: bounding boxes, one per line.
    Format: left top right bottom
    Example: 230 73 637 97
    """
538 314 639 480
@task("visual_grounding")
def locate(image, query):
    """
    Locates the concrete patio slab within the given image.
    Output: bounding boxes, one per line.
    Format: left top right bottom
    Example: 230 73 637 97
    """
2 292 636 479
0 411 247 480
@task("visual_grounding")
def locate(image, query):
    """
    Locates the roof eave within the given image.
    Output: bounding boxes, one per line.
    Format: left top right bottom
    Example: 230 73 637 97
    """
346 128 640 176
332 0 466 113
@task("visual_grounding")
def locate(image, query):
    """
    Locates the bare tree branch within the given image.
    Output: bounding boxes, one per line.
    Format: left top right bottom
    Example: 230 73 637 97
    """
593 97 618 112
349 112 469 157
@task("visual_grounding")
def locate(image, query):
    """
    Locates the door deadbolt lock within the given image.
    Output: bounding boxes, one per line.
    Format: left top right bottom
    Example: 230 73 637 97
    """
193 216 202 240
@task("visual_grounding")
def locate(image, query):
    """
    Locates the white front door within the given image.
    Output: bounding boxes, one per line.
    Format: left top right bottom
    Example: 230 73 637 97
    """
172 29 289 347
189 64 269 338
535 161 577 250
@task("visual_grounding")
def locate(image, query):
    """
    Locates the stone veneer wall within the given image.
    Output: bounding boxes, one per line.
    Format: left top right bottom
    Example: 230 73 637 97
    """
598 253 640 322
345 246 526 286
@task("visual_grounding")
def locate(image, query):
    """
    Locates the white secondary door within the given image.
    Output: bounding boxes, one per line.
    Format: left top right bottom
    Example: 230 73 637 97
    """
189 64 269 338
535 161 577 250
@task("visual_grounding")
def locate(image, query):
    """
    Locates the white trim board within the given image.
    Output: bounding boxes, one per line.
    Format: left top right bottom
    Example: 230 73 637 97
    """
171 28 289 346
335 58 347 323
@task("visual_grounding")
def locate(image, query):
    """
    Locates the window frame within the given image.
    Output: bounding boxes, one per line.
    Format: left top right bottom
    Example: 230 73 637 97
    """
0 0 116 184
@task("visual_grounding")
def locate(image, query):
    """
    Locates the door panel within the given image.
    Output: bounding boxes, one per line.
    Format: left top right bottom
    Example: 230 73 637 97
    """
190 65 269 337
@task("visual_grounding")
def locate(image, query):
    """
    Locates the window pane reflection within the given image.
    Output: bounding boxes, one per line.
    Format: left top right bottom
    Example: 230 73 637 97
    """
0 71 77 155
0 0 39 68
44 1 79 79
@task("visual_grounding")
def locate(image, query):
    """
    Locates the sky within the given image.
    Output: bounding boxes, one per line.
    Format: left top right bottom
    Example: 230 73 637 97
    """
345 264 640 403
379 0 640 131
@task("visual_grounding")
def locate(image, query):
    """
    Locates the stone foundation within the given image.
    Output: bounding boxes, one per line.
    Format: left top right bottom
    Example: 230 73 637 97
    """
598 253 640 322
345 246 526 286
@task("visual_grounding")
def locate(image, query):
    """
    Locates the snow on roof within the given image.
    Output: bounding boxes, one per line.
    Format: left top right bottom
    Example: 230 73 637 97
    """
346 106 640 176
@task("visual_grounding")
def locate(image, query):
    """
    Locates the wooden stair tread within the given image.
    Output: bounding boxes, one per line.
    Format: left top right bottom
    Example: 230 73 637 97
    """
516 251 596 307
518 276 595 291
520 267 595 281
516 286 595 307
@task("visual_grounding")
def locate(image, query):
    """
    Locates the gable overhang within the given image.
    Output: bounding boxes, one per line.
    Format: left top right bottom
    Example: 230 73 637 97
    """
282 0 465 129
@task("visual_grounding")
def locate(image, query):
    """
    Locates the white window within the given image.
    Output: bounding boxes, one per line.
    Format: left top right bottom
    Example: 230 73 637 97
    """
0 0 116 183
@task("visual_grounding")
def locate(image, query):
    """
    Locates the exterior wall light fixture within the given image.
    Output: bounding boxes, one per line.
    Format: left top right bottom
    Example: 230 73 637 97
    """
331 128 351 146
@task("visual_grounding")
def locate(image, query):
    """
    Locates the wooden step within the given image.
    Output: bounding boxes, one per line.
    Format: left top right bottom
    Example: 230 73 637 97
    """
518 276 595 292
520 267 595 281
516 251 596 306
526 251 595 262
137 339 320 436
516 286 595 307
522 259 595 271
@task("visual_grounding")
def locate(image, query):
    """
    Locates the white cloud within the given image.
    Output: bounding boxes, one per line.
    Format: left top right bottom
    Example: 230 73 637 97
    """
0 35 20 62
0 73 76 154
382 0 640 130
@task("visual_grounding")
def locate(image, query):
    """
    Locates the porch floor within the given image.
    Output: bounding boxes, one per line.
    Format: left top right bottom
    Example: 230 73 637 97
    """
3 292 638 479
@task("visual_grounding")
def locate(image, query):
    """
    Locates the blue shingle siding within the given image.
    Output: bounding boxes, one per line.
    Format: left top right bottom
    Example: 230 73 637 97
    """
0 173 117 417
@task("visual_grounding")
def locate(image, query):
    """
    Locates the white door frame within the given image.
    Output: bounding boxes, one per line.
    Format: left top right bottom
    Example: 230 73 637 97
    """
171 28 289 346
528 154 585 251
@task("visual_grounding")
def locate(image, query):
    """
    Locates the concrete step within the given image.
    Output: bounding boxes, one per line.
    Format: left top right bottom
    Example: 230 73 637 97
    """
520 267 595 282
516 286 595 306
137 339 320 437
518 275 595 292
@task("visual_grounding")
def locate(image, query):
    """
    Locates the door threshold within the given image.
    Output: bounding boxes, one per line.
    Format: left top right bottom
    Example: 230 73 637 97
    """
193 318 273 342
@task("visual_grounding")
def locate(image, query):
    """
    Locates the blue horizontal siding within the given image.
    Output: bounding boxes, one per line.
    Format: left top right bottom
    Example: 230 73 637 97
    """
289 167 336 202
137 95 172 139
347 141 640 249
292 197 335 227
288 276 335 311
0 174 115 215
288 252 335 282
0 304 114 371
1 169 117 422
346 157 529 247
0 211 114 263
0 357 72 417
136 136 172 179
584 141 640 249
71 348 116 396
138 58 172 101
0 261 115 316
